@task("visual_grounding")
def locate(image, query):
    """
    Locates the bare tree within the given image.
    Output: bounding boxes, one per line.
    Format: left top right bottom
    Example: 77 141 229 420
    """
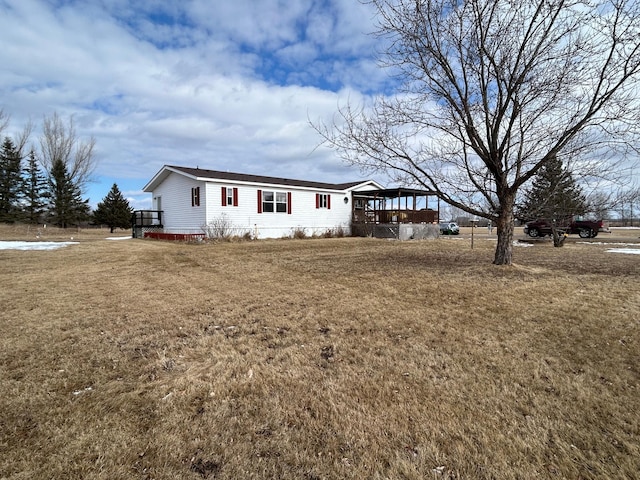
585 190 614 220
586 182 640 221
315 0 640 264
39 112 96 191
0 109 9 137
0 108 33 153
609 185 640 224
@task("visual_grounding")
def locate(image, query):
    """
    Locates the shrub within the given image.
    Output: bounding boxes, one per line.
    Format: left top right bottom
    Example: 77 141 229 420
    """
290 227 307 239
201 214 237 240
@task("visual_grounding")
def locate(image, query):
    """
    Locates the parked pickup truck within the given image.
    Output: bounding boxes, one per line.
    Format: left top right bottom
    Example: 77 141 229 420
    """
524 219 609 239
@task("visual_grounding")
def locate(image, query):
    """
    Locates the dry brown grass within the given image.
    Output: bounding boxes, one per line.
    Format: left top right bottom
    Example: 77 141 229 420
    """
1 224 638 479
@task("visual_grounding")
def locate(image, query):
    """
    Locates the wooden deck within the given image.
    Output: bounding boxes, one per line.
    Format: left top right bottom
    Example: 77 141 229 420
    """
131 210 164 238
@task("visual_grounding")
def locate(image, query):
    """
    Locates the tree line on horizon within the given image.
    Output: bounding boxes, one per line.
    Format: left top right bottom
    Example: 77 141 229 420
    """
0 109 132 232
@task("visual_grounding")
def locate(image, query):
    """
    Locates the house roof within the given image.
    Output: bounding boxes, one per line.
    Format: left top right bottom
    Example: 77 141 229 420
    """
143 165 383 192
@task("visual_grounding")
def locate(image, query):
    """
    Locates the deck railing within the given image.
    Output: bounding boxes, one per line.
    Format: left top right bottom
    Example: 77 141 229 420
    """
131 210 163 238
353 209 438 225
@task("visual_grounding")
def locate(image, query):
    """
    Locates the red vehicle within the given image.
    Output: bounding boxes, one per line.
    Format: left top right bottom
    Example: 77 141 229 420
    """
523 219 609 238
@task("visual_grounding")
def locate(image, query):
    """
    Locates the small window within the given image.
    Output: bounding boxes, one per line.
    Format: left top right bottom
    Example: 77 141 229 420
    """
316 193 331 209
222 187 238 206
191 187 200 207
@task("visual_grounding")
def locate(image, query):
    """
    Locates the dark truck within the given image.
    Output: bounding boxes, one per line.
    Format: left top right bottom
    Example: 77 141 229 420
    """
524 219 609 239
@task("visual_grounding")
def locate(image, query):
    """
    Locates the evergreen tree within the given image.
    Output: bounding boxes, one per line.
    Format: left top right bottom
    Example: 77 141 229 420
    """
517 156 587 223
47 158 90 228
21 148 49 224
93 183 133 233
0 137 23 222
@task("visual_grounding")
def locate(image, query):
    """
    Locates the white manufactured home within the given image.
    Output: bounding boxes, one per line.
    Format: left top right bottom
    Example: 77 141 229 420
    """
136 165 385 239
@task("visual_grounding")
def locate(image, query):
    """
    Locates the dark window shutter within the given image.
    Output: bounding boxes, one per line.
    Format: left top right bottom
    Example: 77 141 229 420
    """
191 188 195 207
233 187 239 206
316 193 319 209
257 190 262 213
221 187 227 206
327 194 331 209
287 192 292 214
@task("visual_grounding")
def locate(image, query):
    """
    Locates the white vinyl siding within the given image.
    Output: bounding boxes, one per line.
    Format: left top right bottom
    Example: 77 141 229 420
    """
203 183 352 239
150 172 206 233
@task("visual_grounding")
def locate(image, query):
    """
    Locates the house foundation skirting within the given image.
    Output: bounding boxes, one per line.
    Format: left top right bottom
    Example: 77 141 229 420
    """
144 232 206 242
132 225 163 239
353 223 439 240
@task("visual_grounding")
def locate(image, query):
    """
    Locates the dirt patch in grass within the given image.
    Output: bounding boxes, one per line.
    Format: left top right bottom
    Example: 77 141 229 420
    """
1 227 638 479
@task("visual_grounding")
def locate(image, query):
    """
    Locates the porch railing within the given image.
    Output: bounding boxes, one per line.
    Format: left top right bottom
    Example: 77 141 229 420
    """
353 209 438 225
131 210 163 238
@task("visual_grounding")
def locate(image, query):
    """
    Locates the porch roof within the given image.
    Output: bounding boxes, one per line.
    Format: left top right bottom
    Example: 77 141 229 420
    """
354 187 438 198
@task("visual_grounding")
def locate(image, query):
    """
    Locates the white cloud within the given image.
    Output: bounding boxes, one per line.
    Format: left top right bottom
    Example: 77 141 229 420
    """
187 0 311 49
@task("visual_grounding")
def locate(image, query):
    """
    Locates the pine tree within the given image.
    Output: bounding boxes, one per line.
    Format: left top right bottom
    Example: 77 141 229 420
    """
517 156 587 223
21 149 49 224
0 137 24 222
93 183 133 233
47 158 90 228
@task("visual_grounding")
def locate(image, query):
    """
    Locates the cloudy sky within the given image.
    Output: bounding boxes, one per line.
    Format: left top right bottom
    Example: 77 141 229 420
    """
0 0 391 209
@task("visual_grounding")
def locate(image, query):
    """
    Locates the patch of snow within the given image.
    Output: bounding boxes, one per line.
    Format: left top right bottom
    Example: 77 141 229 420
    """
606 248 640 255
514 241 533 247
0 241 79 251
72 386 93 395
106 236 132 240
578 242 640 247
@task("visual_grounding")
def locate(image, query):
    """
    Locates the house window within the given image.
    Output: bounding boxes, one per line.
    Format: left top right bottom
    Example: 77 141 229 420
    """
191 187 200 207
276 192 288 212
316 193 331 209
258 190 291 214
222 187 238 206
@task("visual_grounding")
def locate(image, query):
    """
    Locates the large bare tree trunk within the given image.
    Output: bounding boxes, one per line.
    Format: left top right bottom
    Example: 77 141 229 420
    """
494 217 514 265
494 194 515 265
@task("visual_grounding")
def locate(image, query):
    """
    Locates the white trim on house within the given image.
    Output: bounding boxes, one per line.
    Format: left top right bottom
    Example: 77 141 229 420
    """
142 165 383 239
